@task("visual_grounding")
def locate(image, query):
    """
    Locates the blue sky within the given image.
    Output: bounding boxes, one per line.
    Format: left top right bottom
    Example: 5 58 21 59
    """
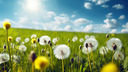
0 0 128 33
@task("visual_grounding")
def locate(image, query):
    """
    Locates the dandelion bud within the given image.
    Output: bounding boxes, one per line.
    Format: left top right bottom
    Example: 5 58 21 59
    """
29 51 37 62
85 43 88 48
79 45 82 50
8 36 13 42
112 43 117 51
3 44 6 50
48 41 51 44
49 42 52 47
41 49 45 53
68 39 70 43
106 34 109 38
37 38 40 42
70 58 74 64
3 21 11 30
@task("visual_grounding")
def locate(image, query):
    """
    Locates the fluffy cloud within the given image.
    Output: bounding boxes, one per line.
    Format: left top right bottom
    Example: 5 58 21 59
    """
112 4 124 9
64 25 71 30
54 15 70 24
47 11 56 18
118 15 125 20
74 18 91 26
103 18 117 29
96 0 110 5
106 12 112 18
101 5 109 8
110 29 117 33
83 24 93 32
84 2 92 9
121 22 128 33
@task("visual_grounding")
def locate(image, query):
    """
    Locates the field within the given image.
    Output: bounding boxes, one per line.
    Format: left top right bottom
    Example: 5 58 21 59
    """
0 28 128 72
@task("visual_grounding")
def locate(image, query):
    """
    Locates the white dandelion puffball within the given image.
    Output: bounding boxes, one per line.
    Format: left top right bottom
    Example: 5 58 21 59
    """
83 38 98 51
31 44 37 48
72 36 78 42
39 36 51 45
99 46 108 55
19 45 27 52
82 47 92 54
114 51 124 60
79 38 84 42
107 38 122 51
52 37 59 44
85 35 90 39
31 34 37 39
54 44 70 59
16 37 21 43
0 53 9 64
90 35 95 39
12 55 20 63
25 38 30 43
22 42 25 45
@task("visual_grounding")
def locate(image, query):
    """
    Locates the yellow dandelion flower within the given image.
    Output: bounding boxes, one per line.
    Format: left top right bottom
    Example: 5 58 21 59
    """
8 36 13 42
3 21 11 30
31 39 37 44
101 63 119 72
34 56 49 70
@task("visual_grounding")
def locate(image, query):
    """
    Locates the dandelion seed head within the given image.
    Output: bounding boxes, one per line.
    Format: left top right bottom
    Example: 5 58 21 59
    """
107 38 122 51
72 36 78 42
16 37 21 43
19 45 27 52
114 51 124 60
39 36 51 45
54 44 70 60
0 53 9 64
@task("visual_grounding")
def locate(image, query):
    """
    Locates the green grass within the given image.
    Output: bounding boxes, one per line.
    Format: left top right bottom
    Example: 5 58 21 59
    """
0 28 128 72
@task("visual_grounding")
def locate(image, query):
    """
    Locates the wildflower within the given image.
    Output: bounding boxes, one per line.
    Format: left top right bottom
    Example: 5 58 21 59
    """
19 45 27 52
52 37 59 44
39 36 51 45
3 21 11 30
70 58 74 64
31 34 37 39
12 55 20 63
107 38 122 51
34 56 49 70
99 47 108 55
72 36 78 42
85 35 89 39
25 38 30 43
3 44 6 50
79 38 84 42
16 37 21 43
101 63 119 72
8 36 13 42
37 38 40 42
29 51 37 62
0 53 10 64
83 38 98 51
68 39 70 43
31 39 37 44
114 51 124 60
54 44 70 59
79 45 82 50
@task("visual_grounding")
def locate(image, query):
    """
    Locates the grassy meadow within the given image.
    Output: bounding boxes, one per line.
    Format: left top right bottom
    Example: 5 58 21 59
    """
0 28 128 72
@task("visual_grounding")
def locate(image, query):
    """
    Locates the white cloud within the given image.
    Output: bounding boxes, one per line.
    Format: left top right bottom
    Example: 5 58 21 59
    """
110 29 117 33
118 15 125 20
96 0 109 5
71 15 76 18
54 16 70 24
101 5 109 8
84 2 92 9
121 22 128 33
47 11 56 18
106 12 112 18
112 4 124 9
64 25 71 30
103 18 117 29
121 29 128 33
83 24 93 32
74 18 91 26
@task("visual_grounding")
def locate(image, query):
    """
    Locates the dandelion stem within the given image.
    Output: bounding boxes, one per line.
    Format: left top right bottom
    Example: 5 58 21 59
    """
49 45 53 71
32 62 34 72
6 30 12 71
87 49 92 72
91 48 95 68
62 59 64 72
112 51 114 63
